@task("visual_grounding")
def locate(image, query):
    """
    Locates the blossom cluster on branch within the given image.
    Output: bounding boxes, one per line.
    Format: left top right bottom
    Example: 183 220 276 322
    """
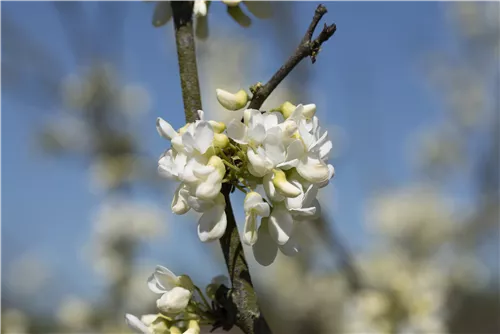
126 266 230 334
157 88 335 265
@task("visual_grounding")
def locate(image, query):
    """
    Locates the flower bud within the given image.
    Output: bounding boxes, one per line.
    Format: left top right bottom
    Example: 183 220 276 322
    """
193 0 207 17
208 120 226 133
207 155 226 178
187 320 200 333
222 0 242 7
216 88 249 111
213 133 229 149
302 104 317 119
169 326 182 334
277 101 296 119
156 287 191 314
272 169 301 198
157 117 178 140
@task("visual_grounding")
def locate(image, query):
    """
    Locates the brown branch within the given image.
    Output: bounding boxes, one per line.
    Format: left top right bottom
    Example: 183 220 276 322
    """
171 1 203 123
248 4 336 110
219 184 272 334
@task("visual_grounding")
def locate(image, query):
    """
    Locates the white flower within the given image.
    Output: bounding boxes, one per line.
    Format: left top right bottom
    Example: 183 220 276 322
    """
125 314 153 334
227 110 279 146
156 286 192 313
279 116 333 183
216 88 249 111
147 265 180 294
243 192 270 245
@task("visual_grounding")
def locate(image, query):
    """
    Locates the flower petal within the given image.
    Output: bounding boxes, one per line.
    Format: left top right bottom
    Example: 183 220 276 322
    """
268 205 294 245
172 184 190 215
125 314 152 334
247 147 273 177
194 121 214 154
156 117 178 140
227 120 248 144
198 196 227 242
252 219 278 266
243 214 258 246
249 123 266 144
296 154 330 183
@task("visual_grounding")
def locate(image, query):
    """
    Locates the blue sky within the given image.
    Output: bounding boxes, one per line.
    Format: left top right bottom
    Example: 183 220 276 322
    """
2 1 482 314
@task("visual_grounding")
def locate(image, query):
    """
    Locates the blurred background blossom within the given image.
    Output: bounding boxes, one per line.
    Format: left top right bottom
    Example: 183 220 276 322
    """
2 1 499 333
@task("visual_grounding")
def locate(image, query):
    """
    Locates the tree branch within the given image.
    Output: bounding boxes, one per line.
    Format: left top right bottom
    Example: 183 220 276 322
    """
248 4 336 110
219 184 272 334
171 1 203 123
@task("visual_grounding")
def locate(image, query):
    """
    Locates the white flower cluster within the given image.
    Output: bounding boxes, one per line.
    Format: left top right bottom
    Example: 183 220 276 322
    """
126 266 230 334
157 89 334 265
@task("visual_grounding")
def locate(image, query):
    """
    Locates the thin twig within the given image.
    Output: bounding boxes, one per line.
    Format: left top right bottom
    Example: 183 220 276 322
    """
248 4 336 110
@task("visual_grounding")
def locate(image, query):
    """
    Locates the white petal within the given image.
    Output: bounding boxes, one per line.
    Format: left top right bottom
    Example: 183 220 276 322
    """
264 142 286 166
182 131 196 153
268 206 294 245
263 112 279 129
249 123 266 144
253 202 270 217
252 219 278 266
319 140 333 160
290 206 316 217
303 184 319 207
298 121 315 149
289 104 304 120
125 314 152 334
192 164 215 178
244 192 263 212
247 147 273 177
193 0 207 17
226 120 248 144
302 104 316 119
276 159 299 170
198 199 227 242
194 121 214 154
296 154 330 183
286 139 305 161
318 164 335 188
156 118 178 140
147 265 178 294
171 135 184 152
243 214 258 246
172 184 190 215
158 150 176 179
187 195 213 213
196 172 223 200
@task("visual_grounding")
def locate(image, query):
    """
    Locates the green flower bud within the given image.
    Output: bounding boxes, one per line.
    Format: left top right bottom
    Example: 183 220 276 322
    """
216 89 249 111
